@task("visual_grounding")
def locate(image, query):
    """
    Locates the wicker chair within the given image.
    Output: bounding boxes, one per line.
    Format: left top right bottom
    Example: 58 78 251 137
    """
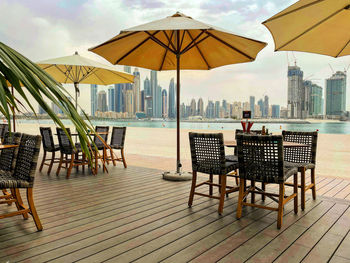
0 134 43 231
0 124 9 143
236 134 298 229
188 132 239 214
56 128 88 178
282 131 318 211
0 132 22 203
39 127 61 175
106 127 127 168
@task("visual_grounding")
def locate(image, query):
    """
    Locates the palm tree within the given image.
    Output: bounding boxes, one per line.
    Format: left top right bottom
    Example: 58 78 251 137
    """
0 41 94 162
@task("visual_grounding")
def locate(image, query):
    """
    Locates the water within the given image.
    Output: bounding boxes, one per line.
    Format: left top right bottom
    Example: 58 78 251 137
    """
18 119 350 134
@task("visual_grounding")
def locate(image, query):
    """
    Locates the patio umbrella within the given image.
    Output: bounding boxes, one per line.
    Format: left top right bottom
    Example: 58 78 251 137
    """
89 12 267 179
37 52 134 108
262 0 350 57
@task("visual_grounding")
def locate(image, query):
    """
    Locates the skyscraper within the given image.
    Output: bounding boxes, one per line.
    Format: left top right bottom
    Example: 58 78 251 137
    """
197 98 204 116
108 86 115 112
271 105 280 118
190 99 196 116
264 95 269 117
140 90 145 112
124 89 134 116
326 71 347 116
206 100 214 119
90 84 97 116
214 101 220 118
97 90 107 112
114 83 124 112
222 100 227 116
151 70 158 117
168 78 176 119
162 89 168 118
249 96 255 118
155 85 162 118
287 65 308 118
309 83 323 116
144 77 152 117
133 68 141 113
258 99 264 117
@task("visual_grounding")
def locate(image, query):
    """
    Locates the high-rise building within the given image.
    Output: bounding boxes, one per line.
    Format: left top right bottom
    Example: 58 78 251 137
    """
271 105 280 118
168 78 176 119
140 90 145 112
197 98 204 116
114 83 124 112
264 95 269 117
206 100 214 119
151 70 158 117
249 96 255 118
214 101 220 118
90 84 98 116
326 71 347 116
309 83 323 116
190 99 196 116
222 100 227 115
38 105 46 115
52 102 63 115
133 68 141 113
108 86 115 112
155 85 162 118
144 77 152 117
124 89 134 116
180 103 186 118
258 99 264 117
162 89 168 118
287 65 308 119
97 90 107 112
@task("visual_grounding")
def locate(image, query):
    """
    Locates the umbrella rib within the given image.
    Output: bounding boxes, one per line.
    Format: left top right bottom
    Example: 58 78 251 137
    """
89 31 140 51
277 7 346 51
180 30 207 54
163 31 176 52
335 38 350 57
79 66 96 82
185 30 210 69
145 31 177 54
64 65 76 83
262 0 325 24
205 31 254 60
179 30 186 53
89 68 108 86
159 31 175 70
116 31 160 64
106 69 134 83
55 65 73 83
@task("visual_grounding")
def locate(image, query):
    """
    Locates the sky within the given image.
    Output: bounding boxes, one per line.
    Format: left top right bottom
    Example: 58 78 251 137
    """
1 0 350 114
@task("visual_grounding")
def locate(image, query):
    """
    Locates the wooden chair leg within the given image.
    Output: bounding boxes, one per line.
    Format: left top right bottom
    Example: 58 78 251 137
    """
218 175 221 194
251 180 256 204
301 168 306 211
235 170 239 186
218 174 226 215
311 168 316 200
277 183 285 229
121 148 127 168
2 189 12 206
27 188 42 231
110 149 116 166
209 173 213 196
188 171 197 207
262 182 266 201
66 154 75 179
294 173 298 214
39 151 46 172
12 188 29 219
82 153 86 172
236 179 245 219
47 151 55 175
56 154 64 176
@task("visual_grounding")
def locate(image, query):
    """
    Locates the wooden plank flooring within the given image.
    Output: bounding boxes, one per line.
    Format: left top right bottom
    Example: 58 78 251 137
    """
0 165 349 263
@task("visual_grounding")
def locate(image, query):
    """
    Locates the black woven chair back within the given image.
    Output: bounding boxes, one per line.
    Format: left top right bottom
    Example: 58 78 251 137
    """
13 134 41 187
0 132 22 172
39 127 55 151
237 134 284 183
0 124 9 141
110 127 126 147
189 132 226 175
282 131 318 164
56 128 74 154
94 126 109 147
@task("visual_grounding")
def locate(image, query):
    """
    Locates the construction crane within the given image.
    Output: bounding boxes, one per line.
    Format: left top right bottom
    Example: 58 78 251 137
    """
328 63 335 74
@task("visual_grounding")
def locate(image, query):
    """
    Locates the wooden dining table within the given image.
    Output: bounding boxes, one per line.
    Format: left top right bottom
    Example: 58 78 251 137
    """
0 145 18 150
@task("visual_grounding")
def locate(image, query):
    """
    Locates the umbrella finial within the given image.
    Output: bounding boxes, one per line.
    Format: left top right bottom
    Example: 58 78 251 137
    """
74 51 79 55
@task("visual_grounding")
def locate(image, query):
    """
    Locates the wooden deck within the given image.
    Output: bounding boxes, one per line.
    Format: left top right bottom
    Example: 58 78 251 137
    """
0 166 350 263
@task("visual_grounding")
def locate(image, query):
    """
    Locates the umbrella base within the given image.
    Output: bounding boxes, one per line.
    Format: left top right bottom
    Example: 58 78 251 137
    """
162 171 192 181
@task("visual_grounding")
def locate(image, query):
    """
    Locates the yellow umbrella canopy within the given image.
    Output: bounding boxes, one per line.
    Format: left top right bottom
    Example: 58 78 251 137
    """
89 12 267 176
263 0 350 57
38 52 134 107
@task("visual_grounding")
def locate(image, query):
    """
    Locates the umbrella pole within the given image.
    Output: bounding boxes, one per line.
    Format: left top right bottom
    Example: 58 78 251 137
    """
176 54 181 173
74 82 79 109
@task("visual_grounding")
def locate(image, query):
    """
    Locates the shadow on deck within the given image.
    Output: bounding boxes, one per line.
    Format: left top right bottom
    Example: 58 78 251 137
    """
0 165 349 262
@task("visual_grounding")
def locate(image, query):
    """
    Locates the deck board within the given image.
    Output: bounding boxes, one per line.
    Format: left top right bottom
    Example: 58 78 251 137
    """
0 166 349 263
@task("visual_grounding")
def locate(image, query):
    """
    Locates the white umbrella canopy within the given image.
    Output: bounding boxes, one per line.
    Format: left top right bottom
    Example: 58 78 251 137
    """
37 51 134 107
89 12 267 177
263 0 350 57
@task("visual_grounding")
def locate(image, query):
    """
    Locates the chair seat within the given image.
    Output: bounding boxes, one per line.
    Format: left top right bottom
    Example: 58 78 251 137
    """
225 155 238 162
47 144 60 152
195 161 239 175
110 144 123 149
284 161 315 170
0 170 31 188
240 166 298 184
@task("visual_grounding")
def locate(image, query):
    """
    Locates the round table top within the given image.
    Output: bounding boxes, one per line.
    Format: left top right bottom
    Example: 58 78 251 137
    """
224 140 309 148
0 144 19 150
